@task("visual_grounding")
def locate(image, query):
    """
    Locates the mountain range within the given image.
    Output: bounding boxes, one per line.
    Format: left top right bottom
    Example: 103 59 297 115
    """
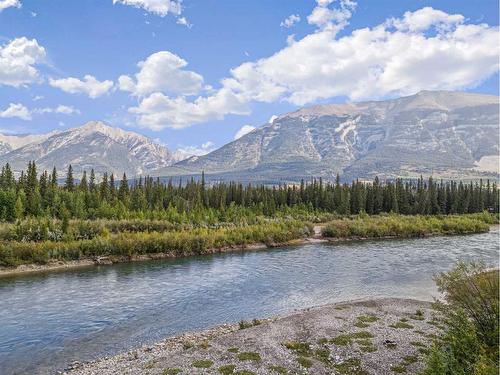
0 121 182 177
0 91 498 182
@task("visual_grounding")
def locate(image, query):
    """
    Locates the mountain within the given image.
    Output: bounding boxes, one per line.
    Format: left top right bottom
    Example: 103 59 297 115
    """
163 91 499 182
0 121 181 177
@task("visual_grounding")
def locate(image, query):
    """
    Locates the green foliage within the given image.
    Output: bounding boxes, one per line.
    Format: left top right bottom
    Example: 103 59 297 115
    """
321 214 492 239
192 359 213 368
0 220 310 266
422 262 499 375
237 352 261 361
162 369 182 375
218 364 236 374
296 356 313 368
1 162 498 225
282 341 312 356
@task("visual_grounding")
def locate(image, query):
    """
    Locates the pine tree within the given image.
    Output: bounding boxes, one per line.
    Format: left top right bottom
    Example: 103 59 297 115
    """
65 165 74 191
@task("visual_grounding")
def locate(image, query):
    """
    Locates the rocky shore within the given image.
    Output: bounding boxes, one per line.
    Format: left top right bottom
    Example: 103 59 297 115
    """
64 298 441 375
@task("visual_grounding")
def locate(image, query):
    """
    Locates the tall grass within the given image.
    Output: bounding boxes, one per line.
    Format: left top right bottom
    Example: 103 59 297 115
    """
321 213 496 239
0 220 312 267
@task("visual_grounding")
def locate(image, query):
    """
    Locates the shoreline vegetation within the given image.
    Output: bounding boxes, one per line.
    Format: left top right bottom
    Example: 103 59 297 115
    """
0 161 498 275
0 212 497 276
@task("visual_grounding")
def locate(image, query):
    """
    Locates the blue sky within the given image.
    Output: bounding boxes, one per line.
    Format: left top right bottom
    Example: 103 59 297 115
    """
0 0 498 155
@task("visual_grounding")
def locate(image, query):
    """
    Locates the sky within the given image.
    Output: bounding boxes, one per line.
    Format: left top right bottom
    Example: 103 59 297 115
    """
0 0 499 155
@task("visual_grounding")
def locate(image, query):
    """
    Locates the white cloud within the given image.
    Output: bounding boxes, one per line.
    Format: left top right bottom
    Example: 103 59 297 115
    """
0 103 80 121
113 0 182 17
0 37 46 87
49 75 114 98
35 105 80 115
0 103 31 120
129 88 249 130
127 5 500 130
176 16 192 28
281 14 300 28
0 0 20 12
234 124 255 140
386 7 464 33
119 51 203 96
175 141 215 158
307 0 356 33
268 115 278 124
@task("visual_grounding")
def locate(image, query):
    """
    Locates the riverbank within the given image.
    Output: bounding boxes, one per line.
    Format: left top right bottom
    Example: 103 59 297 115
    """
0 213 496 277
63 298 441 375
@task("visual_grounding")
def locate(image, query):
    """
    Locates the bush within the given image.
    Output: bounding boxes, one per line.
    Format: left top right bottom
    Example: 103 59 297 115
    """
0 220 312 266
422 262 499 375
321 214 492 239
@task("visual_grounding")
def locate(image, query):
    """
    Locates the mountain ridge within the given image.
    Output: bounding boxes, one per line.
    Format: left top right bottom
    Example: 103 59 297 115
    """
0 121 182 177
0 90 498 182
166 90 499 182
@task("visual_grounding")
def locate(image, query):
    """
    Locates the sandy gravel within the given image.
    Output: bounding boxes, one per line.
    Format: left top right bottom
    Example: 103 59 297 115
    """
64 298 441 375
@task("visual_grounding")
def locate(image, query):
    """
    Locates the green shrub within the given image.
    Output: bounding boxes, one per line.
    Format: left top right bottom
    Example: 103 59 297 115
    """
422 262 499 375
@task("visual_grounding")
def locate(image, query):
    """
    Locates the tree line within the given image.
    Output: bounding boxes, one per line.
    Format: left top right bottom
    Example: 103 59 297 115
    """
0 162 497 222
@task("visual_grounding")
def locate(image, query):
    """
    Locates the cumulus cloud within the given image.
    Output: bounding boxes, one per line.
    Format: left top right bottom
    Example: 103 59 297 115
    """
127 5 500 130
0 103 31 120
0 37 46 87
112 0 182 17
280 14 300 28
49 75 114 98
175 141 215 158
119 51 203 96
307 0 356 33
234 124 256 140
0 0 20 12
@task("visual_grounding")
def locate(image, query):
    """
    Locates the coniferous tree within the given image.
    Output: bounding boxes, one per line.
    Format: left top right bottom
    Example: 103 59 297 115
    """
65 165 74 192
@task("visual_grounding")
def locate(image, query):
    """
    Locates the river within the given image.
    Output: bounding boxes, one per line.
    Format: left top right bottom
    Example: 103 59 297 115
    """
0 229 498 374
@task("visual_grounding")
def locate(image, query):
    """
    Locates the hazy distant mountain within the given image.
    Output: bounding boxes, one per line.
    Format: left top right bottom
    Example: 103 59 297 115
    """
0 121 181 177
163 91 499 182
1 91 498 182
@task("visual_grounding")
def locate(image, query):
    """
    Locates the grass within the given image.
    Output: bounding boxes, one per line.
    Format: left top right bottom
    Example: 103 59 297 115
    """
410 341 426 348
237 352 261 361
389 321 414 329
199 340 210 349
268 365 288 374
227 347 239 353
330 331 374 346
182 341 193 350
218 364 236 374
162 369 182 375
333 357 369 375
192 360 213 368
1 213 493 268
354 315 378 328
410 309 426 321
282 341 312 356
390 365 407 373
322 214 492 239
401 355 419 365
315 347 331 363
296 356 313 368
0 220 311 267
238 319 261 330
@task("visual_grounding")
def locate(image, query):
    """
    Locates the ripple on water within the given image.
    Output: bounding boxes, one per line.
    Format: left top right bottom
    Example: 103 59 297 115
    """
0 229 498 375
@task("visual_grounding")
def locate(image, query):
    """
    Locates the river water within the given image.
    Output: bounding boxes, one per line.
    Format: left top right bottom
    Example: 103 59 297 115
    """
0 230 498 374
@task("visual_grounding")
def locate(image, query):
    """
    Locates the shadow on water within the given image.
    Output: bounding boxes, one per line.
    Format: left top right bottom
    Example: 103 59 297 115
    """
0 229 498 374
